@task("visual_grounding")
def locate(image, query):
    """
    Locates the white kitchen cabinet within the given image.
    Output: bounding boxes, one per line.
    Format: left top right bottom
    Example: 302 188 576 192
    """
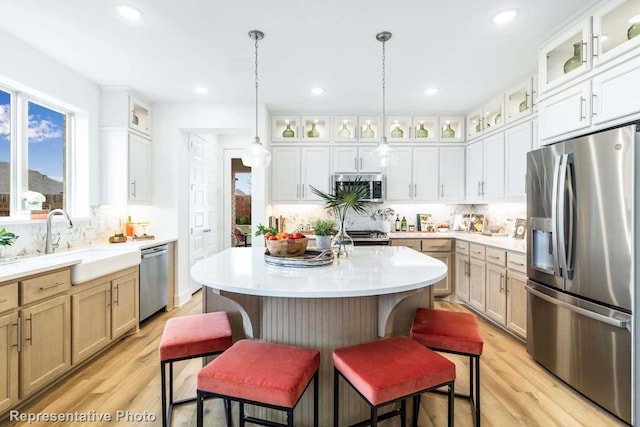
591 53 640 125
128 133 152 202
100 88 153 205
333 116 358 142
439 117 465 142
505 76 536 123
385 147 438 201
439 146 465 201
455 254 470 302
332 146 381 174
539 20 592 93
504 121 533 200
468 258 486 312
485 262 507 326
272 115 301 141
387 116 412 142
591 0 640 68
359 117 381 142
466 134 504 201
412 117 439 142
271 147 330 202
506 270 528 338
466 96 505 140
539 81 592 142
302 116 330 141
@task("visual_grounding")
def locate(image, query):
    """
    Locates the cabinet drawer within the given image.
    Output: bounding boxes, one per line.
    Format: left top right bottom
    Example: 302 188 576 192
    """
485 247 506 267
0 282 18 312
21 269 71 305
507 252 527 273
469 243 486 260
421 239 451 252
455 240 470 254
390 239 422 251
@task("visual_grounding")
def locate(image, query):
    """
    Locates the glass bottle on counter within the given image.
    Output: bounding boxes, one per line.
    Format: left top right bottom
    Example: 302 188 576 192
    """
126 215 134 237
401 216 408 232
395 214 401 231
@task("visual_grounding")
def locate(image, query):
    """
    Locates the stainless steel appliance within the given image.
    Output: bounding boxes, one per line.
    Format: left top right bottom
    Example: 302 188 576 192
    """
331 174 384 203
526 123 636 425
347 230 390 246
140 244 169 322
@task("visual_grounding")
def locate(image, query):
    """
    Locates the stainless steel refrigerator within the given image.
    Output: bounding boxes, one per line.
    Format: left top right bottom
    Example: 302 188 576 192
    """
526 123 636 425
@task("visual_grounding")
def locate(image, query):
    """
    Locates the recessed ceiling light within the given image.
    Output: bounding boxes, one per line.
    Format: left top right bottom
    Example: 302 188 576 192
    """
311 88 325 95
194 85 209 95
116 5 142 21
493 9 518 24
629 15 640 24
424 88 438 96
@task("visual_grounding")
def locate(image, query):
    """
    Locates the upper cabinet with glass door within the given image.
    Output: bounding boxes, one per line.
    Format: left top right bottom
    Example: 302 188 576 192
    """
466 96 504 140
439 117 465 143
272 115 301 142
412 117 439 143
539 20 592 93
302 116 330 141
129 96 151 136
333 116 357 142
359 117 381 142
386 116 412 142
505 76 537 123
592 0 640 67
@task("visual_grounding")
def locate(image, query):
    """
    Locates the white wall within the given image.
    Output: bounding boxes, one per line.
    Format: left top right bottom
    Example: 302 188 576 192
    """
151 102 268 306
0 30 100 210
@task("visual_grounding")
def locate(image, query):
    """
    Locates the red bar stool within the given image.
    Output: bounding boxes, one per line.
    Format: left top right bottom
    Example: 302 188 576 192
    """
333 336 455 427
196 339 320 427
411 308 484 427
159 311 233 427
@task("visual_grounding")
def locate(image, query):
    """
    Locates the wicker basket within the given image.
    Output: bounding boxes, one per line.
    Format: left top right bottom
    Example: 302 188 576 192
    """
265 236 308 257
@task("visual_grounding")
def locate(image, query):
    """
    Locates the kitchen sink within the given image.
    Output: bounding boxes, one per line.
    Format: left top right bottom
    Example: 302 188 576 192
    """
69 246 141 284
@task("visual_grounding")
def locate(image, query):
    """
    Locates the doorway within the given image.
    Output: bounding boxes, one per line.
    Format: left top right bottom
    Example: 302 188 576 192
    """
231 158 251 247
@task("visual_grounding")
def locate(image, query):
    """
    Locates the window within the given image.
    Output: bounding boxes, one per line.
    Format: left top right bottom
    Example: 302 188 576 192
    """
0 86 70 217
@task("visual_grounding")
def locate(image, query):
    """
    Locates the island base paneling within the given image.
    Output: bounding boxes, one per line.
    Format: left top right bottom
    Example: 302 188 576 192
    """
203 286 434 426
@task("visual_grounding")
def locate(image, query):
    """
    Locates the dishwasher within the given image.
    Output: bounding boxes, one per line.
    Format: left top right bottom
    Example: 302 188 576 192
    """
139 244 168 322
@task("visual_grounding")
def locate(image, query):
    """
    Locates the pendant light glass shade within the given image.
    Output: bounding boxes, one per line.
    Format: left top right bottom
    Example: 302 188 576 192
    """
370 31 395 168
242 30 271 167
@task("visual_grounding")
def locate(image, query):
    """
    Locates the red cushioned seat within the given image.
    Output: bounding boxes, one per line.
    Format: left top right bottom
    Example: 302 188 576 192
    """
411 308 483 356
159 311 232 361
333 336 455 427
159 311 233 427
198 339 320 408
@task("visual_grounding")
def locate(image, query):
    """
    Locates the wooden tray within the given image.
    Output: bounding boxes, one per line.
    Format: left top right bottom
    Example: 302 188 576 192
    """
264 249 334 268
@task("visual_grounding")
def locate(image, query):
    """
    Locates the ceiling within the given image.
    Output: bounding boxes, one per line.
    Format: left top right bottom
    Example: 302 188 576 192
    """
1 0 597 115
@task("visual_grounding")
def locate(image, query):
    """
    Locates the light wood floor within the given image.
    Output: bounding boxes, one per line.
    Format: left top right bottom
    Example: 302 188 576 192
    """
6 291 628 427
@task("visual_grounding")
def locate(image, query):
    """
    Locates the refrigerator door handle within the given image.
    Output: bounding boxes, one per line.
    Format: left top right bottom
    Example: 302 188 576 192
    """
526 284 629 329
565 159 575 276
550 155 562 275
556 154 569 278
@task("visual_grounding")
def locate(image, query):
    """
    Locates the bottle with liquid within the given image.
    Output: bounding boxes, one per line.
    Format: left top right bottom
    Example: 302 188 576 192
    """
395 214 401 232
126 215 134 237
401 216 408 232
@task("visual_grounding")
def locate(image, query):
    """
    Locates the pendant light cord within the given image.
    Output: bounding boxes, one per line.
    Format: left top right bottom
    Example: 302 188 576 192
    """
254 35 259 141
381 39 386 140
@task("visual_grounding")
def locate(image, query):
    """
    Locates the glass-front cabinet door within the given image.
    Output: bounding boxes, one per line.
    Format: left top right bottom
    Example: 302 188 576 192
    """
592 0 640 66
359 116 381 142
412 117 438 142
466 108 483 140
539 19 592 93
386 116 411 142
333 116 357 142
302 116 329 141
506 76 535 123
484 95 504 131
439 117 464 143
272 115 300 142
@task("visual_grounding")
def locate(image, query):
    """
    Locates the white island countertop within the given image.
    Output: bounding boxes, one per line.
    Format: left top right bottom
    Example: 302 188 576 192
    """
191 246 447 298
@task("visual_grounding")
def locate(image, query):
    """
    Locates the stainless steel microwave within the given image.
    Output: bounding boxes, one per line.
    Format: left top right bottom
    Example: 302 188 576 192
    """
330 174 384 203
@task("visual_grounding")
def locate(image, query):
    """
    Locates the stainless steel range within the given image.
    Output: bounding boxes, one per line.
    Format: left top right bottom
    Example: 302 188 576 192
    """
347 230 390 246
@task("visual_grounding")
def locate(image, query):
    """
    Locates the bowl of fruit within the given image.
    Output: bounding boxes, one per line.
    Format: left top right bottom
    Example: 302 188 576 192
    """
257 225 309 257
437 223 450 233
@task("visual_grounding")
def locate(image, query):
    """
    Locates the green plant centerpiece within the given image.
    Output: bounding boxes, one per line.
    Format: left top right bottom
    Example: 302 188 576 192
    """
310 218 337 251
309 178 369 257
0 228 19 260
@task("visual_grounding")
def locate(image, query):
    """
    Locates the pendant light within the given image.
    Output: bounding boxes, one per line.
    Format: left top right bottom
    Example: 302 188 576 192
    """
241 30 272 167
370 31 397 168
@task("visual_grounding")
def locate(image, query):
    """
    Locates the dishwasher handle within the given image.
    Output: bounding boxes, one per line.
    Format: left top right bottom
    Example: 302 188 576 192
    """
142 249 167 259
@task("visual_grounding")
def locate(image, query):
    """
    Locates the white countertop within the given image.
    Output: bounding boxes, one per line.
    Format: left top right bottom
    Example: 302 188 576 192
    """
0 236 176 283
388 231 526 253
191 246 447 298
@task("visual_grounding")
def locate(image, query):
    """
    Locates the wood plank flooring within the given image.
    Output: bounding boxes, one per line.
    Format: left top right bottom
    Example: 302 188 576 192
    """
5 291 628 426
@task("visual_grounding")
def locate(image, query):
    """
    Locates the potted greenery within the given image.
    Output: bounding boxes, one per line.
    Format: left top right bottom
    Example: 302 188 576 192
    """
309 177 369 257
310 218 337 250
0 228 19 260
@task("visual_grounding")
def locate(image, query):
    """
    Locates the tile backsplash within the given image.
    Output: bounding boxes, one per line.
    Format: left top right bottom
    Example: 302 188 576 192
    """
269 203 526 235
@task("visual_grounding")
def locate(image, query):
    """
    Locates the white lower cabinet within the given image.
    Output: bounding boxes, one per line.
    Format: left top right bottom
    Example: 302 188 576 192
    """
271 147 331 202
485 262 508 325
454 240 470 302
506 270 528 338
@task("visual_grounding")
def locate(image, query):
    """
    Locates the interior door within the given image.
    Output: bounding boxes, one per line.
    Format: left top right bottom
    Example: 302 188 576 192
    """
189 134 208 293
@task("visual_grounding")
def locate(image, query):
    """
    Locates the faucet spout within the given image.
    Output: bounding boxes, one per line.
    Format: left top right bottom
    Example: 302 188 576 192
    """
46 209 73 254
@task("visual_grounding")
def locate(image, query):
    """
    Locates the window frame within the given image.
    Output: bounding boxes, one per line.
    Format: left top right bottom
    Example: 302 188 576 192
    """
0 83 75 219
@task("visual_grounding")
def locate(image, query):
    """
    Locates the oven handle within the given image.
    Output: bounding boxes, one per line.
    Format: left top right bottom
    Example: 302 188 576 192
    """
526 284 629 329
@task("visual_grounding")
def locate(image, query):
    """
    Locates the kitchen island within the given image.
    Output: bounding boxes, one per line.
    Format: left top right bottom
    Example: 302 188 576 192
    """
191 246 446 426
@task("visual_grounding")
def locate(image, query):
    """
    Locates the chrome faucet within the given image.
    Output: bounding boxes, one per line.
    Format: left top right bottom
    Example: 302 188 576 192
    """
46 209 73 254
